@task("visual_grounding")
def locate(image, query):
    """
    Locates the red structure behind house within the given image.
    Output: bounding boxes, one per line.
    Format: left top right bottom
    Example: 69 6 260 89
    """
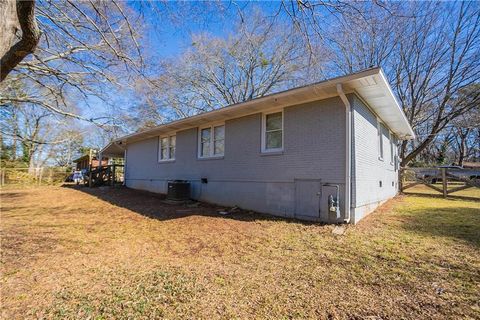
73 154 109 170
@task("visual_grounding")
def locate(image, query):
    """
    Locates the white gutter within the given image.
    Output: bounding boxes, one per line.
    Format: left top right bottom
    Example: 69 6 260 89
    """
336 84 352 223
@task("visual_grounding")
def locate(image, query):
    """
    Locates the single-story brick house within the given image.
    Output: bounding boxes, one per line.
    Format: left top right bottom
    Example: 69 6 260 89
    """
101 67 414 224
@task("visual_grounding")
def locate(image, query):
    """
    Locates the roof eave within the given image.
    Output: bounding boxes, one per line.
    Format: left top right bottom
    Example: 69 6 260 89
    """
109 67 415 145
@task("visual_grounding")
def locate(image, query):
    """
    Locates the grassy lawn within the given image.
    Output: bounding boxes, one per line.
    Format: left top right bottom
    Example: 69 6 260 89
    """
1 185 479 319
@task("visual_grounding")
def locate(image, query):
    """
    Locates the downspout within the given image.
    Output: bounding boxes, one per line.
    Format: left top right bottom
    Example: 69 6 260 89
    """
336 84 352 223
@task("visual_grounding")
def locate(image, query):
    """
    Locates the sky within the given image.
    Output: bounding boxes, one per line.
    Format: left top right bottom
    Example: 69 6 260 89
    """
78 2 242 145
81 1 289 145
135 1 292 59
78 1 395 147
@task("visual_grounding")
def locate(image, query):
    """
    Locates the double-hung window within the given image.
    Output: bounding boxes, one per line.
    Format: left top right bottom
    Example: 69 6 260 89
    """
159 134 176 161
262 111 283 152
199 124 225 158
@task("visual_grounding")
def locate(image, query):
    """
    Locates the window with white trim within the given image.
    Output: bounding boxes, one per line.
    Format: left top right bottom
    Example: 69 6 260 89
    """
199 125 225 158
158 134 176 161
378 122 384 160
262 111 283 152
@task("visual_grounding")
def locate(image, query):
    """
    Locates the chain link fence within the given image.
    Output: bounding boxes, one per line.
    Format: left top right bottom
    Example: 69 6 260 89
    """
0 167 71 188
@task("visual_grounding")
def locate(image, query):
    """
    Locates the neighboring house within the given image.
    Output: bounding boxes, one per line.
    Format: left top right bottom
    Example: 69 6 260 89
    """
73 154 109 171
101 68 414 224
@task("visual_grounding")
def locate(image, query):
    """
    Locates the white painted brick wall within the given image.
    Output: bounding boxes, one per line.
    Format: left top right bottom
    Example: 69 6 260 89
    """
351 95 399 215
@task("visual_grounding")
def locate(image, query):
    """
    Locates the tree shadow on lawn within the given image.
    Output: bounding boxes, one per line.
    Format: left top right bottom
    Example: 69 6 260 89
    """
61 184 320 226
400 203 480 247
0 191 28 200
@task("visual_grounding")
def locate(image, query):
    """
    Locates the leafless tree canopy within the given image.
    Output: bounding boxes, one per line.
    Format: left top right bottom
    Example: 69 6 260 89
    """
1 1 479 167
323 1 480 166
1 0 146 167
1 0 144 120
133 12 327 128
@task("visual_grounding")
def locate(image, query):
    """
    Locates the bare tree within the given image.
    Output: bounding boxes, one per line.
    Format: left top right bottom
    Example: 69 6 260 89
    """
450 95 480 165
1 103 50 168
135 12 325 126
323 2 480 166
0 100 87 169
1 0 144 125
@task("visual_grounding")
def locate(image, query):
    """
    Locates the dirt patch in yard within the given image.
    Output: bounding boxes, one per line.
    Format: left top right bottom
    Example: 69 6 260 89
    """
1 185 479 319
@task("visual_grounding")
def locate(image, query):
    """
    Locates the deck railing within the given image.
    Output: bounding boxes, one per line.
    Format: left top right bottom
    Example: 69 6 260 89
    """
85 164 124 187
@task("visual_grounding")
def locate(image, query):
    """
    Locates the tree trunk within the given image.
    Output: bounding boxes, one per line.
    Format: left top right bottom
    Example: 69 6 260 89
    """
12 113 18 161
28 155 35 175
401 138 432 167
0 0 19 58
0 0 40 82
457 128 470 166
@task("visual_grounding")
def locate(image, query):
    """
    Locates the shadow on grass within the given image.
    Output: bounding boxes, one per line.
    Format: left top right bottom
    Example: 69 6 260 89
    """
401 204 480 247
61 184 320 226
0 191 27 200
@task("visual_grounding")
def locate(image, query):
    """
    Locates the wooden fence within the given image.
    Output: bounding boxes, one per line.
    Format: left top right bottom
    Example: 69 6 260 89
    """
0 167 70 187
400 167 480 198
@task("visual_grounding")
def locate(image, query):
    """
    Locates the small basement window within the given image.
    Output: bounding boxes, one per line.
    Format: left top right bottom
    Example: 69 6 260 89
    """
158 134 176 161
262 110 283 152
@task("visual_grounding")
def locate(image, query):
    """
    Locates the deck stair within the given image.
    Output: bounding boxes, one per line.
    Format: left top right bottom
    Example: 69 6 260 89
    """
84 164 124 187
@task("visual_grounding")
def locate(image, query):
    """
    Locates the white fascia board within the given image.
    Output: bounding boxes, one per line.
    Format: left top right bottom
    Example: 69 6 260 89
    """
107 67 414 147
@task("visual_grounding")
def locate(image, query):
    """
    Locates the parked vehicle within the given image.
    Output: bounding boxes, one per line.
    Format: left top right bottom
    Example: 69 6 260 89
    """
72 170 84 185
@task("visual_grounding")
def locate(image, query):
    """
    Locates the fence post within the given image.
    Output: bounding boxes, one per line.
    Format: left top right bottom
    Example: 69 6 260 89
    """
442 168 447 198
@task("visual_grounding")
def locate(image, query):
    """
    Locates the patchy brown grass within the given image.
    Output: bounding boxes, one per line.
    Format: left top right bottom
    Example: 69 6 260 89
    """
1 185 479 319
